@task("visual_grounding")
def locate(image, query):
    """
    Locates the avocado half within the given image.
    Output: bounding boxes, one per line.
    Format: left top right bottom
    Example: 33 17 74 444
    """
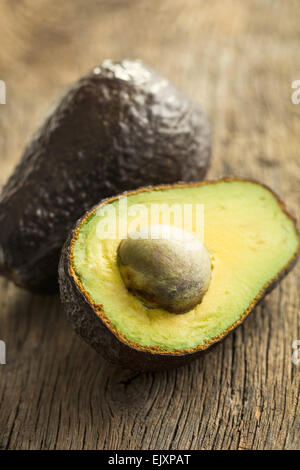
59 179 300 371
0 59 210 292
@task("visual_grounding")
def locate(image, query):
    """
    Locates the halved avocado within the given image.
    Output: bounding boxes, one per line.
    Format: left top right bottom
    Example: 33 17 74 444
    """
0 59 210 292
59 179 300 371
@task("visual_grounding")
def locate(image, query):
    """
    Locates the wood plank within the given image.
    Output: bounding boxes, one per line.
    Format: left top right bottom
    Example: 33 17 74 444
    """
0 0 299 450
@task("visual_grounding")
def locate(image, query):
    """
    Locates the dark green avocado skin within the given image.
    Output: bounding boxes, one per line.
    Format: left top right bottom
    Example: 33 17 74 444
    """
58 182 299 372
0 59 211 292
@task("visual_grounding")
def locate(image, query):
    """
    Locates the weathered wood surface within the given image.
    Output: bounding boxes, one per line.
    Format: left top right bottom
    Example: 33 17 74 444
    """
0 0 299 450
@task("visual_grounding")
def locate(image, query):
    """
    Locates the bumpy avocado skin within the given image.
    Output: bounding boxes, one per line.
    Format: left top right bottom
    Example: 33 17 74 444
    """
58 180 300 372
0 59 211 292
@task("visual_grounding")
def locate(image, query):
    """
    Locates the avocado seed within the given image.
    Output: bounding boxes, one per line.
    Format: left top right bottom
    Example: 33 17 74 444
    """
117 225 211 314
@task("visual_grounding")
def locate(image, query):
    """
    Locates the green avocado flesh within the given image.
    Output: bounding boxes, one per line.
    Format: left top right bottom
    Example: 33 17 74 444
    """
72 181 299 351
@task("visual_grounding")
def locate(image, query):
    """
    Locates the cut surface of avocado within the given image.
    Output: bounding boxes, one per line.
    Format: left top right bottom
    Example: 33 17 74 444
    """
72 180 299 352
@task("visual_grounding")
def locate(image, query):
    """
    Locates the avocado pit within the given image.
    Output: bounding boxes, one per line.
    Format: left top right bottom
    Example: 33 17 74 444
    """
117 225 212 314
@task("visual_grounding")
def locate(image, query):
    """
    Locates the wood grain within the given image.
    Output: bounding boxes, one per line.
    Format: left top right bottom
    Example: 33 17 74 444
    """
0 0 299 450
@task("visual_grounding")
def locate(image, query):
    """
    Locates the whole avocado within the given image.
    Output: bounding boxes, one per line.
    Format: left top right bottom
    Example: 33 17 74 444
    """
0 59 211 292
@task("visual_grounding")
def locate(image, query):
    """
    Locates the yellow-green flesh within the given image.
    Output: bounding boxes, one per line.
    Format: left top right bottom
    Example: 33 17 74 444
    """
73 181 299 351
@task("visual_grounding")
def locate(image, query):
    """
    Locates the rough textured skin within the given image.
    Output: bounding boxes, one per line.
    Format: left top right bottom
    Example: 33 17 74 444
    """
0 59 211 292
58 179 300 372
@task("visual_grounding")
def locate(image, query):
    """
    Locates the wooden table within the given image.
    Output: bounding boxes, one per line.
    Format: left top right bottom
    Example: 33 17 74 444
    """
0 0 299 450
